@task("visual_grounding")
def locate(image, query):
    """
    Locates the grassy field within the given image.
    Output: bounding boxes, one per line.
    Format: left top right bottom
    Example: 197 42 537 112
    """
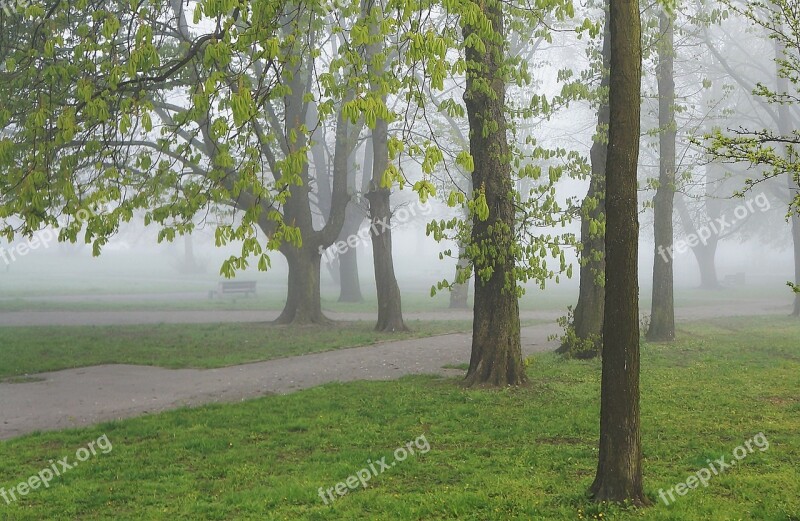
0 320 474 379
0 316 797 520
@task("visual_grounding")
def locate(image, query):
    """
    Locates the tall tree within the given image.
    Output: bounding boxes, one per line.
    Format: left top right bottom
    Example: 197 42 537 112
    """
589 0 647 504
560 3 610 359
461 0 526 386
364 0 407 332
0 0 358 326
648 9 677 341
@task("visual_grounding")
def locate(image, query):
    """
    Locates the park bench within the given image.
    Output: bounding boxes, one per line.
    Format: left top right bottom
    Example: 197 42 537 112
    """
723 272 746 286
209 280 257 298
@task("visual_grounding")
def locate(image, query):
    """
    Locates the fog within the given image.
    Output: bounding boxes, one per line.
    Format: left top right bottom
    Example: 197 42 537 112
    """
0 204 794 312
1 0 799 517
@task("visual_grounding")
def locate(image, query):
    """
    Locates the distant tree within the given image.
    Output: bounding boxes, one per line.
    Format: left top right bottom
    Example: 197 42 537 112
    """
703 0 800 316
648 7 677 341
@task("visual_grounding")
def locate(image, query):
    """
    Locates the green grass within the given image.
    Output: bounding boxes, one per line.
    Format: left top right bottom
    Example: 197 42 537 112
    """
0 320 473 379
0 316 797 519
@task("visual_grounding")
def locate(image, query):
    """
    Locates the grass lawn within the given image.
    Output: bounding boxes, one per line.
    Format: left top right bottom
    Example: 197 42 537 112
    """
0 320 473 379
0 316 798 520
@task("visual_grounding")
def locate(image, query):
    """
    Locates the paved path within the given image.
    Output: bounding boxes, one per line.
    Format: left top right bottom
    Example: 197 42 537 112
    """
0 323 560 440
0 299 790 441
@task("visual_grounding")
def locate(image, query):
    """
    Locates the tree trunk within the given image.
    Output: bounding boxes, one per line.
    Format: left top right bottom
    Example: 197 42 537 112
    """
567 166 606 358
275 246 329 325
365 107 406 333
648 10 676 342
562 3 610 358
366 185 407 331
271 15 340 326
589 0 647 505
365 2 407 332
183 233 200 273
337 167 367 303
693 239 720 290
675 194 721 290
365 103 406 331
462 0 527 387
338 246 363 303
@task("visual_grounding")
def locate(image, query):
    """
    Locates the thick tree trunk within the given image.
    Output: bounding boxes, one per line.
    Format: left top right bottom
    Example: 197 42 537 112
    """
692 239 720 290
338 246 363 303
462 0 526 387
590 0 647 505
271 17 344 326
562 4 610 358
275 247 329 325
648 10 676 342
366 185 407 331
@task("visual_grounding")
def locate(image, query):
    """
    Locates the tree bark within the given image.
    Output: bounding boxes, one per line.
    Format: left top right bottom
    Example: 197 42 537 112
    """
274 22 353 325
569 174 606 356
562 3 610 358
365 92 406 331
589 0 647 505
365 108 406 332
275 246 329 325
338 245 363 303
365 1 407 332
462 0 527 387
337 151 368 303
693 239 720 290
366 184 407 332
648 10 676 342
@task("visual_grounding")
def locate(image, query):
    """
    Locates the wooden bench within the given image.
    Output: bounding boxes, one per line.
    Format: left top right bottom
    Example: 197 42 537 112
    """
209 280 257 298
723 272 746 286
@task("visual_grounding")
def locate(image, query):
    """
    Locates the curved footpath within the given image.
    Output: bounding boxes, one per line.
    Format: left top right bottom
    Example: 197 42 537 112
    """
0 300 788 440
